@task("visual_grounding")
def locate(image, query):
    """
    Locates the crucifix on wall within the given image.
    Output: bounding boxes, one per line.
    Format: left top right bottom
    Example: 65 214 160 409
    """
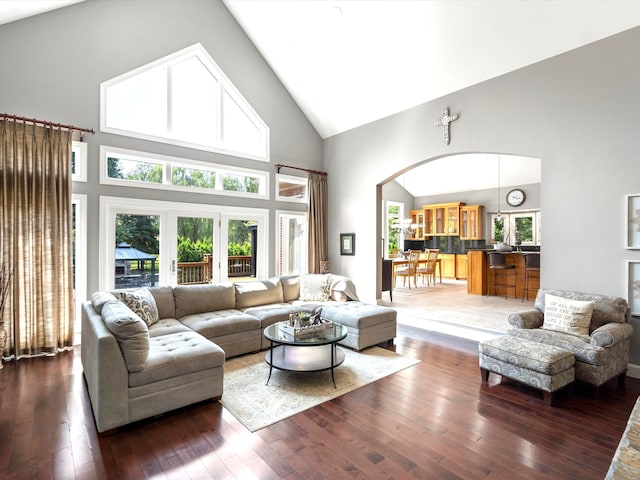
434 108 459 145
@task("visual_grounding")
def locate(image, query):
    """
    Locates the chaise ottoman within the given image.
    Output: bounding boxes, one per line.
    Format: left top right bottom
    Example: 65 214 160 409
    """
479 335 575 405
320 302 397 351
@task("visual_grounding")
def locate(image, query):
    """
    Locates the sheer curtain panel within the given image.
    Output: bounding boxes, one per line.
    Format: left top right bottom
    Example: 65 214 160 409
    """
307 172 328 274
0 120 74 360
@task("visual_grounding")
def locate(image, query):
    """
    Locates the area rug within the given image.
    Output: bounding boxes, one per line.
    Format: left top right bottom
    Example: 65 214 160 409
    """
219 346 419 432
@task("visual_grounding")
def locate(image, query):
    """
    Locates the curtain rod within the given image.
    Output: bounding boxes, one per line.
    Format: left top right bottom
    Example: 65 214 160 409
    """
0 113 95 139
275 163 327 176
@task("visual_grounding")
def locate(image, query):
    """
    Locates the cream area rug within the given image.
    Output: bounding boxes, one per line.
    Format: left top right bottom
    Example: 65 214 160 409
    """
219 346 420 432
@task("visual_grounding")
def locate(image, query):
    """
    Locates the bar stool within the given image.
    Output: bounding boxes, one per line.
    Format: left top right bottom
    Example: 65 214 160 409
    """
522 253 540 302
487 252 517 299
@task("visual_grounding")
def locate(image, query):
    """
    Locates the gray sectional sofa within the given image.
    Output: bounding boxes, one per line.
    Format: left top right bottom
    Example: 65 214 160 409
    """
81 274 397 432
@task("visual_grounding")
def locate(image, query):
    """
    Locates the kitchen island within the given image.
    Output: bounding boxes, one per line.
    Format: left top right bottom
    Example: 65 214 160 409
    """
467 250 540 300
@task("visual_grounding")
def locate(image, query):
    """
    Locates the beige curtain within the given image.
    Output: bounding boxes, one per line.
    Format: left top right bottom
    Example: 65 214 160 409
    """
307 172 328 273
0 120 74 359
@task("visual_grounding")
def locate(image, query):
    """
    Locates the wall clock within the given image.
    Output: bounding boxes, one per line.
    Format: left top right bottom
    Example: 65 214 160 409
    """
506 188 526 207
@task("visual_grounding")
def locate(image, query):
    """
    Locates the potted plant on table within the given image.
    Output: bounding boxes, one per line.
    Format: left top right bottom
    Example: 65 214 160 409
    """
0 262 12 370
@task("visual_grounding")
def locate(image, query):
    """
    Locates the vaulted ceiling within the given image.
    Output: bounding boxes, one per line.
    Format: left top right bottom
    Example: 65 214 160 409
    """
3 1 640 196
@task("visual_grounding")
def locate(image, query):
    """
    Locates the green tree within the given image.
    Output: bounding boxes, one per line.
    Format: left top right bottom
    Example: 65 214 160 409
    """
223 175 259 193
107 157 124 178
130 162 163 183
172 166 216 189
116 214 159 254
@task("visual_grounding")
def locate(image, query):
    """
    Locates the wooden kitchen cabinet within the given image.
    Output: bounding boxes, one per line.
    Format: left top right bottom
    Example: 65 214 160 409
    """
409 209 425 240
432 202 464 236
455 254 468 279
460 205 483 240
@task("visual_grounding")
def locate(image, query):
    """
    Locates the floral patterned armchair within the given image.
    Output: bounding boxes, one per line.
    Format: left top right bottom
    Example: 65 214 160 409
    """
507 288 633 391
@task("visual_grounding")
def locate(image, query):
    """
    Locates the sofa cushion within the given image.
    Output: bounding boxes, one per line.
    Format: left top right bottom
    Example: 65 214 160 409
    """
299 274 331 302
147 286 176 319
243 303 311 328
101 300 149 373
148 318 192 338
180 309 261 339
542 294 594 338
119 288 160 327
173 283 236 319
128 330 225 388
321 302 397 329
91 291 117 314
281 275 300 303
234 278 284 309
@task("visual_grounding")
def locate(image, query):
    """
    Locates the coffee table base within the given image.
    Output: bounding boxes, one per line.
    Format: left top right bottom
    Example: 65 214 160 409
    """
265 344 345 387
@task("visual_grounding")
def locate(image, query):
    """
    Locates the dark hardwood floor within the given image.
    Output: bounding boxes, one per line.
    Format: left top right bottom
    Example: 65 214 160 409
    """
1 324 639 479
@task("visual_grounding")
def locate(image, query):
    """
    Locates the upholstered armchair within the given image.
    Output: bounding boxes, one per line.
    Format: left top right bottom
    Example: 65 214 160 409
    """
507 288 633 391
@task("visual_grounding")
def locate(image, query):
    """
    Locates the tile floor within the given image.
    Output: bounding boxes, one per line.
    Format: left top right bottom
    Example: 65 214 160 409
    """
380 279 535 342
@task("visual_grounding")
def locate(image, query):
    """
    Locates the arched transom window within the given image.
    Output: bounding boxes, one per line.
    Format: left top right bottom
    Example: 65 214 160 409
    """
100 43 269 161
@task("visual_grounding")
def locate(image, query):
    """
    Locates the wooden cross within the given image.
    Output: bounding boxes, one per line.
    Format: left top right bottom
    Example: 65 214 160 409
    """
434 108 459 145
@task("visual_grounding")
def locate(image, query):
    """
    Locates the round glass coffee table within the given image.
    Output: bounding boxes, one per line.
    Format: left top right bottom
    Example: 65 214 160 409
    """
263 322 348 388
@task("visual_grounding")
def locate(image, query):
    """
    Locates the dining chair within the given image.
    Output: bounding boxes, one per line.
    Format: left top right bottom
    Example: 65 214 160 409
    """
394 250 419 288
417 249 439 286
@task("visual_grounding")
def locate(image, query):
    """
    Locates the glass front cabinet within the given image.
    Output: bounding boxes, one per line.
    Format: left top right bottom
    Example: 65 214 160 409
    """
460 205 484 240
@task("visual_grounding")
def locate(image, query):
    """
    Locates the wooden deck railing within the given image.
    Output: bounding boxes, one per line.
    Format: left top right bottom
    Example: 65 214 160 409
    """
228 255 252 277
176 254 252 283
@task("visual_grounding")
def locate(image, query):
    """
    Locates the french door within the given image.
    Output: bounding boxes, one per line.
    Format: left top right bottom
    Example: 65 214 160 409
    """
100 197 268 290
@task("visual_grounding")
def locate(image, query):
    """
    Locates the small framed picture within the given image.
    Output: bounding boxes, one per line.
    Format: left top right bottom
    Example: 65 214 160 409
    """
340 233 355 256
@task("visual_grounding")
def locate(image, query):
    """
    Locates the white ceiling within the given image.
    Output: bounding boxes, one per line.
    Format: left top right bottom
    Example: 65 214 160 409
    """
0 0 83 26
3 1 640 197
396 153 541 197
224 0 640 140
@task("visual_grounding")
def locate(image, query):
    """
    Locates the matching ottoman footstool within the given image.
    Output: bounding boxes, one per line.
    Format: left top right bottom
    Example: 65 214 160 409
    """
479 335 575 405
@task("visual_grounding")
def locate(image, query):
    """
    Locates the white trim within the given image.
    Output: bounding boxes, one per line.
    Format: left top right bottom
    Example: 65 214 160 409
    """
627 363 640 379
100 43 269 162
71 141 87 182
99 196 269 290
100 145 269 199
72 194 87 330
275 173 308 203
275 210 308 276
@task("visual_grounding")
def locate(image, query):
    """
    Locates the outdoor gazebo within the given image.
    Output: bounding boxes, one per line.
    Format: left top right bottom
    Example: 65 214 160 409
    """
114 242 156 288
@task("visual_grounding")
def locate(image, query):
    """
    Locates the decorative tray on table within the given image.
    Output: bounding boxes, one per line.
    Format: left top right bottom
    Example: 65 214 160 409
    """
278 313 333 339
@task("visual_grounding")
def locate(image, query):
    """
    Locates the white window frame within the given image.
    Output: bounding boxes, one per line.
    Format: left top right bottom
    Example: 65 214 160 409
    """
488 210 540 246
275 174 308 203
275 210 308 276
72 194 87 339
100 43 269 162
385 200 404 258
99 196 269 290
100 145 269 200
71 141 87 182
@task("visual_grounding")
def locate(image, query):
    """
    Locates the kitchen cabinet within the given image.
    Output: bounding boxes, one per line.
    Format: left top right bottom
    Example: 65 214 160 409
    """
432 202 464 236
460 205 483 240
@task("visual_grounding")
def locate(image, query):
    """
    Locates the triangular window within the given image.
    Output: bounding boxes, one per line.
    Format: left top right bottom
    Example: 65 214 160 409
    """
101 44 269 161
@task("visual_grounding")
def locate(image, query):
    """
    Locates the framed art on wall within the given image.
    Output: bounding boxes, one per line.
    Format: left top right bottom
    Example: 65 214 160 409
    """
340 233 355 256
626 194 640 248
627 260 640 315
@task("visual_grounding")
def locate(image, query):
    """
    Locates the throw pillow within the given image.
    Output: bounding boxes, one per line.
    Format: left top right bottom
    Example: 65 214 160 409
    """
299 274 331 302
91 291 117 314
542 294 595 337
101 300 149 372
120 288 159 327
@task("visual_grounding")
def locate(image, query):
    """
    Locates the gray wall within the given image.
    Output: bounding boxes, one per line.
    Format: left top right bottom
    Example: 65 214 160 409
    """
325 26 640 362
414 183 541 212
0 0 322 295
